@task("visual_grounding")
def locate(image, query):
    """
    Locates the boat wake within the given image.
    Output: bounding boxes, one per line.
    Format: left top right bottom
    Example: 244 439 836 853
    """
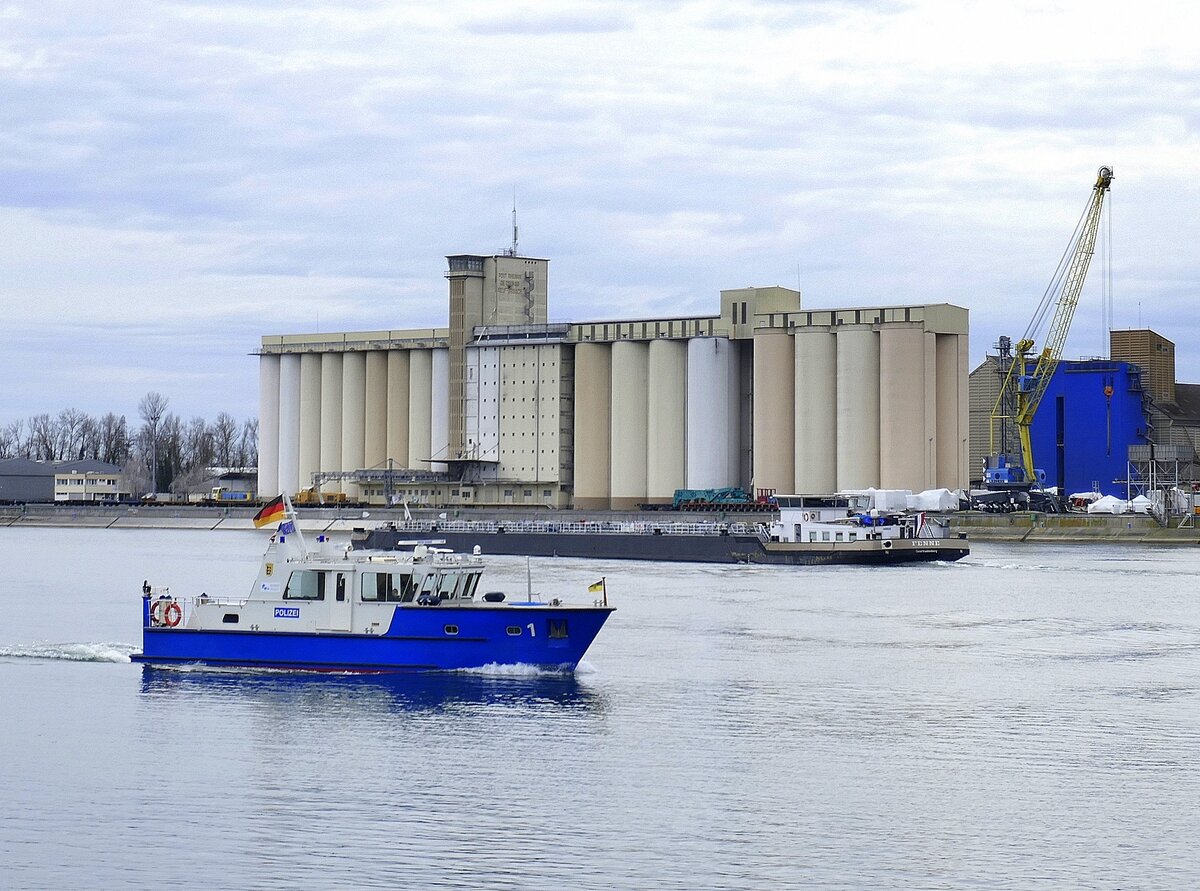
457 660 592 678
0 642 137 663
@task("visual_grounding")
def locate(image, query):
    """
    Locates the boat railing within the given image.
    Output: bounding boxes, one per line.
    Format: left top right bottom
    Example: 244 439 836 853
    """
384 519 761 537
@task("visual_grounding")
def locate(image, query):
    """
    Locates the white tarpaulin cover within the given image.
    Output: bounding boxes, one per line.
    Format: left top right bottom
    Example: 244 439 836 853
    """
839 489 912 512
906 488 960 511
1130 495 1153 514
1087 495 1129 514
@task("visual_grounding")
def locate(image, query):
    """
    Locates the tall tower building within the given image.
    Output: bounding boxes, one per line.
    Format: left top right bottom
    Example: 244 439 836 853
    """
444 254 549 459
1110 328 1176 404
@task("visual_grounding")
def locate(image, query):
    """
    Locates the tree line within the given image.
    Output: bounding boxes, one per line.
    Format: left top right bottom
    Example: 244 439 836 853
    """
0 392 258 494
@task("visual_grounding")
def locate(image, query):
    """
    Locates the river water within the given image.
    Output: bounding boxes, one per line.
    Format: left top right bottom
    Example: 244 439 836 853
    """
2 527 1198 889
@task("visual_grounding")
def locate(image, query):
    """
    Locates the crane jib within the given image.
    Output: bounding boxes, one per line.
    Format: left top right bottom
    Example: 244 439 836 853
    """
986 166 1113 490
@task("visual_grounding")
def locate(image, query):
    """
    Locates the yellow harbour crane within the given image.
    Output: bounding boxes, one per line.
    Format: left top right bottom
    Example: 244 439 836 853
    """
986 165 1114 490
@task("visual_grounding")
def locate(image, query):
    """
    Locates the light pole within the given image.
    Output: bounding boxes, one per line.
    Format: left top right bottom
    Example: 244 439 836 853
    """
149 410 162 495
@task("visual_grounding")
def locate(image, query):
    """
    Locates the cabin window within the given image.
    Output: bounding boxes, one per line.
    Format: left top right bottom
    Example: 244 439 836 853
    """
444 625 459 636
362 572 416 602
835 532 844 542
222 613 239 624
336 575 346 602
821 532 831 542
419 573 439 596
809 532 818 542
437 573 460 600
284 570 325 600
461 573 480 600
506 625 522 636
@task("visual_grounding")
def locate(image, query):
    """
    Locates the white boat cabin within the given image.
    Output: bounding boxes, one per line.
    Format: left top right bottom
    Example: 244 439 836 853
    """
767 495 931 544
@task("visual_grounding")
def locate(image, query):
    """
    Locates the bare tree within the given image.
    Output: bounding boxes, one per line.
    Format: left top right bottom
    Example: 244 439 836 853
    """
238 418 259 468
182 416 214 471
96 413 131 465
29 414 56 460
56 409 89 460
0 420 20 459
211 412 239 467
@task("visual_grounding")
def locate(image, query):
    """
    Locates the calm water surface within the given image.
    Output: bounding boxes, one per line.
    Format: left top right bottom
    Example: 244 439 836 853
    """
2 528 1199 889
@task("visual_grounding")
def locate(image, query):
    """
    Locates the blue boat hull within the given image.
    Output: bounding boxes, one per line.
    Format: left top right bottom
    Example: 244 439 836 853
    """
131 605 614 673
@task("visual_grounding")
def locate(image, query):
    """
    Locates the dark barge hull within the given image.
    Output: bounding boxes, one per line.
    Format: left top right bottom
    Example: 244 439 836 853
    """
353 528 969 565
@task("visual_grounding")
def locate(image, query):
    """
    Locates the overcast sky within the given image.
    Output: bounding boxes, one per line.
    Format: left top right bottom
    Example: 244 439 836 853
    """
2 0 1197 425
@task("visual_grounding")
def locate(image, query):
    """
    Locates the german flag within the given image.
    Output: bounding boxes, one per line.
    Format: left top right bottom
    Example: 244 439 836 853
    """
253 495 287 528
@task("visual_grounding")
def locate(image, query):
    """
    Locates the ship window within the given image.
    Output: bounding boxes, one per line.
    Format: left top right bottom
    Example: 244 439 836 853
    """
363 572 416 602
835 532 844 542
284 571 325 600
444 625 459 636
438 573 459 600
419 573 439 595
821 532 831 542
549 619 568 639
462 573 480 600
809 532 818 542
506 625 522 636
222 613 239 624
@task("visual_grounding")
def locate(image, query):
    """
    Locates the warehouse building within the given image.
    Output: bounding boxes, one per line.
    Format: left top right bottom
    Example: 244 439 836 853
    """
968 328 1199 496
258 253 970 508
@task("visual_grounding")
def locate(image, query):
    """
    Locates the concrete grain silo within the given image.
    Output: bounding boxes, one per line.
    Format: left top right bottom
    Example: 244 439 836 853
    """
879 326 932 489
573 342 612 510
686 337 740 489
793 329 837 494
646 339 687 502
407 349 432 470
386 350 410 467
609 340 649 510
277 353 301 496
341 351 366 497
297 352 322 494
752 328 795 494
431 348 449 471
257 354 280 497
319 352 343 493
835 325 880 490
364 351 388 470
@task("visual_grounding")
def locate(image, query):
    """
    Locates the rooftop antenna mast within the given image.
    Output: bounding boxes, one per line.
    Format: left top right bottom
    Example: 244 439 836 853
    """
508 189 519 256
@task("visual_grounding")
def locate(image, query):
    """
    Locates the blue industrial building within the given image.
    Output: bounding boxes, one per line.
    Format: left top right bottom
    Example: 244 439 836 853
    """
1024 360 1148 496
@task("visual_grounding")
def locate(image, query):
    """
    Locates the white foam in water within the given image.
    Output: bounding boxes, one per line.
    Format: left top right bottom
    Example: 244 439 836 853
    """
458 662 572 678
0 642 137 663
